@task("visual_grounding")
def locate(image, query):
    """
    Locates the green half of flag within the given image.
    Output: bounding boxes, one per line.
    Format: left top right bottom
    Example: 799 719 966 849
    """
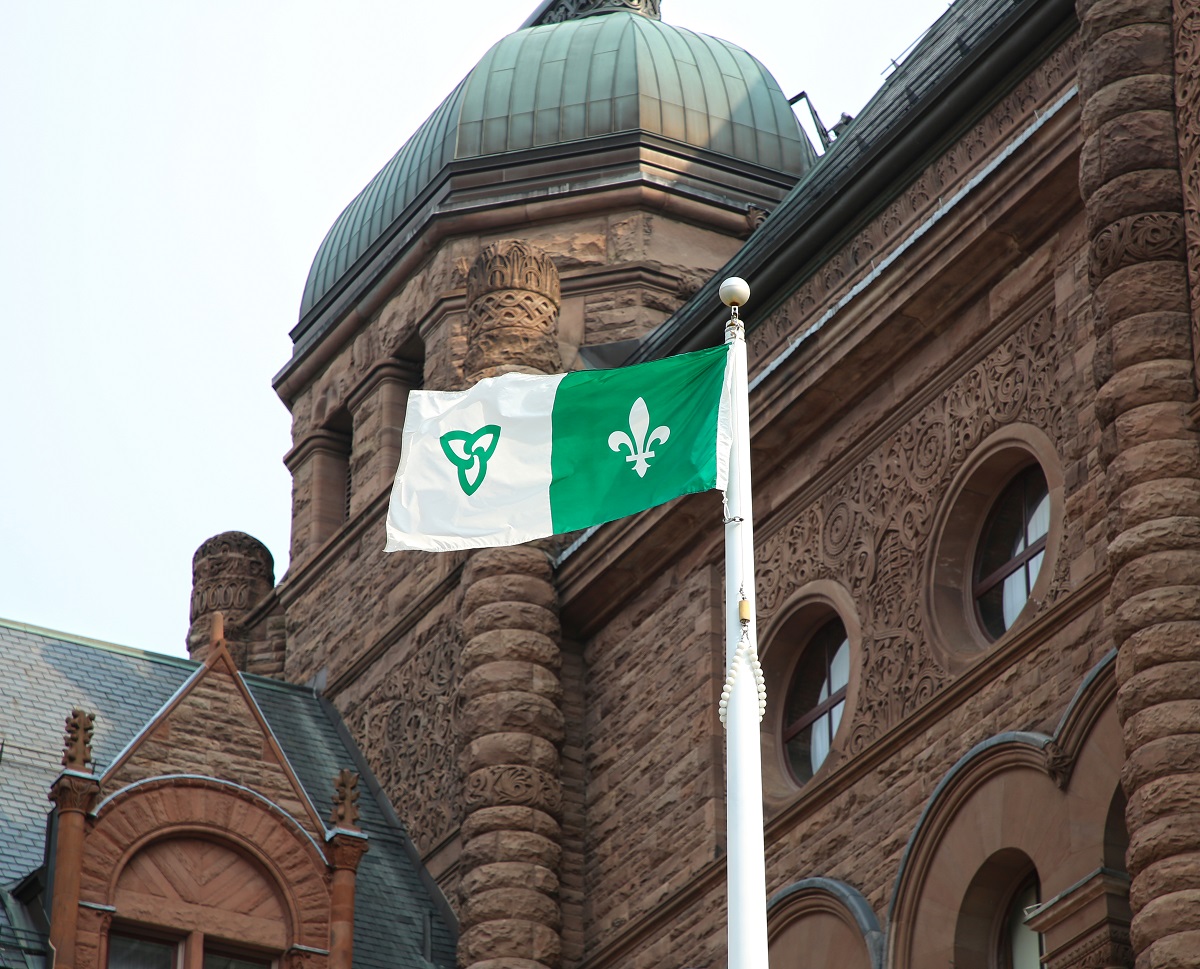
385 344 732 552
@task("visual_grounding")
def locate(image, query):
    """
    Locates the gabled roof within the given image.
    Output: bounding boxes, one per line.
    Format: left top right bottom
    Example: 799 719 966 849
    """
0 618 455 969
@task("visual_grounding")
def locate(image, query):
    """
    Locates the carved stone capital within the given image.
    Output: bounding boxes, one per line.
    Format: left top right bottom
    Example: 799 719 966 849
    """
325 831 369 872
49 772 100 814
464 240 562 380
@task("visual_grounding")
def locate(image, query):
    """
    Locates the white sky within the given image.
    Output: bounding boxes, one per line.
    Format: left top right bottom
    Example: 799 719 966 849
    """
0 0 951 658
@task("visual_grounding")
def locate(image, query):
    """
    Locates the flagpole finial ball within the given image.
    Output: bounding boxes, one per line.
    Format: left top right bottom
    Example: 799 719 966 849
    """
719 277 750 308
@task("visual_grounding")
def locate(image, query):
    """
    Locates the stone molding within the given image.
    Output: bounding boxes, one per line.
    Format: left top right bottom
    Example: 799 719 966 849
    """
748 36 1080 368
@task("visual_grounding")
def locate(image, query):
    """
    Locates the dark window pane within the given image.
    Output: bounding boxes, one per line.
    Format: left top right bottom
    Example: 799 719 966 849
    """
783 619 850 783
204 954 270 969
109 937 176 969
975 466 1050 638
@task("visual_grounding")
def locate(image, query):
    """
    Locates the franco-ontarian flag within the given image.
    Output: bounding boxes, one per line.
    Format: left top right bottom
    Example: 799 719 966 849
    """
385 345 732 552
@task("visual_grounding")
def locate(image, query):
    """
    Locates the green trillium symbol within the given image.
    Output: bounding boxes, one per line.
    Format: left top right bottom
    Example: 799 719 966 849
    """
440 425 501 496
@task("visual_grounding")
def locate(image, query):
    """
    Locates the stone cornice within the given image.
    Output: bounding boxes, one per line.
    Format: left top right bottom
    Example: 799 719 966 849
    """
282 428 351 473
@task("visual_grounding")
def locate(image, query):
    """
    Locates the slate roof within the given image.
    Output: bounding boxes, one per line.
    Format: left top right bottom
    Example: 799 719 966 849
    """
0 618 455 969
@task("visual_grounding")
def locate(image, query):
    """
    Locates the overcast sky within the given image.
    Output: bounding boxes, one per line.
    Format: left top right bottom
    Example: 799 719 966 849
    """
0 0 951 658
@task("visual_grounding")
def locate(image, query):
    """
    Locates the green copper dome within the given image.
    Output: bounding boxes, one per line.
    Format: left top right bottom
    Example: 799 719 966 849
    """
299 11 814 322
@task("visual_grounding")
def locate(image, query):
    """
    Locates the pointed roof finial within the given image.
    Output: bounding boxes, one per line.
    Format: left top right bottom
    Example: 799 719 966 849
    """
331 769 362 831
61 708 95 773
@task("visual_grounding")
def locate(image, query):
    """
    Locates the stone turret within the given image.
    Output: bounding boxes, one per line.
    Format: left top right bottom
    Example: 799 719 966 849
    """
187 531 275 666
456 240 566 969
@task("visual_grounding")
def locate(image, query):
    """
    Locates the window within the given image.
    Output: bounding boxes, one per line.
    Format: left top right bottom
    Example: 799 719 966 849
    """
108 936 176 969
108 934 270 969
1001 877 1042 969
783 619 850 783
974 466 1049 639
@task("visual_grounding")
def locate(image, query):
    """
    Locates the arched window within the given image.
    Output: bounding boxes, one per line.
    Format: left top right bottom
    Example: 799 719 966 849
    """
1001 876 1042 969
783 619 849 783
974 465 1049 639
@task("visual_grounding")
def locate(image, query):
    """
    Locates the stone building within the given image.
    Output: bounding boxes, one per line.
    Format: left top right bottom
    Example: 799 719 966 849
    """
7 0 1200 967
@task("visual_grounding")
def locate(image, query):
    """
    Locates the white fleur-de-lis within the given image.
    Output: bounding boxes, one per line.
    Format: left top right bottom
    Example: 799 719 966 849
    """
608 397 670 477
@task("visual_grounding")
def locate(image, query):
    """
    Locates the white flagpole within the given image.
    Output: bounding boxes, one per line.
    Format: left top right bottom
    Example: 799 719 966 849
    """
717 277 769 969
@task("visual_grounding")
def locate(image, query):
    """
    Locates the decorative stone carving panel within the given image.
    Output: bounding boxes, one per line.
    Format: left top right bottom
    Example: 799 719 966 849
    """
756 305 1064 750
1173 0 1200 354
344 622 463 854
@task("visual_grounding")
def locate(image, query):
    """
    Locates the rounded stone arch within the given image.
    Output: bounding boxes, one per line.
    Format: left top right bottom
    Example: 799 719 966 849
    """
81 777 332 953
766 878 882 969
888 656 1123 969
757 580 864 813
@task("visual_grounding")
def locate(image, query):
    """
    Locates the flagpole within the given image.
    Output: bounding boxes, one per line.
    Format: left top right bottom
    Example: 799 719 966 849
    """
718 277 769 969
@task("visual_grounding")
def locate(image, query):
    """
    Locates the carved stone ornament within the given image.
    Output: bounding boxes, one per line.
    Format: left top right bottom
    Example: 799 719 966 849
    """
330 769 361 830
1173 0 1200 357
190 531 275 622
61 708 95 771
756 305 1064 749
745 205 770 233
1045 923 1132 969
343 622 462 854
531 0 660 26
465 240 562 380
49 772 101 813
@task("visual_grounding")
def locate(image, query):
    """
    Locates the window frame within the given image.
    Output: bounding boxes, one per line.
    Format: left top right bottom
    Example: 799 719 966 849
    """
972 464 1050 641
782 618 850 785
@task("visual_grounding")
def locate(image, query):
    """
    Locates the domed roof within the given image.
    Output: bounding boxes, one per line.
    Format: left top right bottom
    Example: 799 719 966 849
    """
299 10 814 322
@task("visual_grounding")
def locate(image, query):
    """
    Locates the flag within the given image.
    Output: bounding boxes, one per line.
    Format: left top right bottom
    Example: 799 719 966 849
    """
385 344 732 552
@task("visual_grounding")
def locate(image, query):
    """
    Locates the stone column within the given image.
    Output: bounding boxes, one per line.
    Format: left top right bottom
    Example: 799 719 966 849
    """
187 531 275 666
347 360 421 516
48 710 101 969
1077 1 1200 964
325 771 369 969
457 241 565 969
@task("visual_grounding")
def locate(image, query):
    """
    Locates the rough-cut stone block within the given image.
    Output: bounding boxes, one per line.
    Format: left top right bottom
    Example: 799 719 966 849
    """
1120 621 1200 673
1108 312 1193 370
463 602 561 640
1087 169 1184 230
1079 22 1173 98
463 575 558 615
1096 359 1195 422
460 691 565 740
1124 734 1200 794
1080 111 1180 199
458 920 561 968
461 830 562 870
462 889 561 931
1107 439 1200 492
1082 73 1177 134
461 733 560 773
1094 260 1190 326
1130 853 1200 910
461 805 561 841
461 629 561 673
1111 550 1200 600
1130 888 1200 950
1126 771 1200 828
460 862 559 898
461 661 564 703
464 547 554 585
